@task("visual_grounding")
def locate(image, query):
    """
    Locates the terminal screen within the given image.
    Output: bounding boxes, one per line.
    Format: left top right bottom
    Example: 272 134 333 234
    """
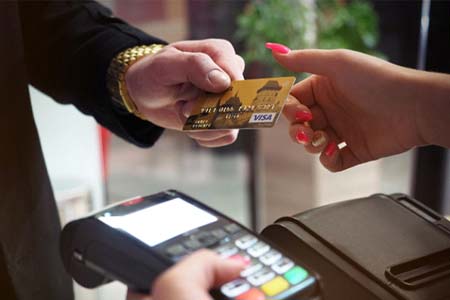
98 198 218 246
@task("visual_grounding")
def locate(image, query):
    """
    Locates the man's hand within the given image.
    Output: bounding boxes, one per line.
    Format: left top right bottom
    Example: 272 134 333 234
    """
126 250 245 300
125 39 245 148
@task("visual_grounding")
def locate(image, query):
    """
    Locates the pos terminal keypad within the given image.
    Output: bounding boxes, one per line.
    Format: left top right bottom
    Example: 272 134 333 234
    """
62 191 318 299
162 222 313 300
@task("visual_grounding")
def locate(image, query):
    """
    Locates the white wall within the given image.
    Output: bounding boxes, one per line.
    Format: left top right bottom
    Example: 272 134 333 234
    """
314 152 413 206
29 86 107 300
29 86 105 213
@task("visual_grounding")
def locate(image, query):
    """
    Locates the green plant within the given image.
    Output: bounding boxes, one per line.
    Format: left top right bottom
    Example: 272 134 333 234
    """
317 0 381 56
236 0 312 77
236 0 382 77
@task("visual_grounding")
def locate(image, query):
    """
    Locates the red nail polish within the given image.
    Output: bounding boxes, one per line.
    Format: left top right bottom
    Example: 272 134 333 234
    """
229 254 251 266
325 141 337 157
295 111 313 122
296 130 309 144
265 42 291 54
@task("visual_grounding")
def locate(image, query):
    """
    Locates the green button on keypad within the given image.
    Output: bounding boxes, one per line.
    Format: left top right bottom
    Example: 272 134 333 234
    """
284 266 308 285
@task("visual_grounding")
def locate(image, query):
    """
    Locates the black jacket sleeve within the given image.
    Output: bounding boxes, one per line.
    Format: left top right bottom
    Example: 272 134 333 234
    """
18 0 166 147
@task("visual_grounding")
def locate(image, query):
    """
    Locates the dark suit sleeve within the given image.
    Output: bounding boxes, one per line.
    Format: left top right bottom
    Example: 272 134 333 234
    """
18 1 166 147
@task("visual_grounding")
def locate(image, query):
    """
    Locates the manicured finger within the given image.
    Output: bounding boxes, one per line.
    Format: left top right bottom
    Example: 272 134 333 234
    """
308 105 329 131
320 144 361 172
313 126 355 172
288 123 314 146
283 94 313 123
283 93 329 131
306 126 344 153
267 44 342 77
303 130 329 154
290 79 332 130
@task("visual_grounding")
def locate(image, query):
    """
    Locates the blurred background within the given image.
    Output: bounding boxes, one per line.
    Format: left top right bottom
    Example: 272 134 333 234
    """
30 0 450 299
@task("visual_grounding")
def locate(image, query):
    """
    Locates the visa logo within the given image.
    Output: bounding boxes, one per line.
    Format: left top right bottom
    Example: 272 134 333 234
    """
249 113 277 123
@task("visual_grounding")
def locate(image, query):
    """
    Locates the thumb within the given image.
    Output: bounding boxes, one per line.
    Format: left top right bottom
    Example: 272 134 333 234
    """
152 250 245 300
208 254 246 286
186 250 245 288
164 51 231 93
268 45 341 77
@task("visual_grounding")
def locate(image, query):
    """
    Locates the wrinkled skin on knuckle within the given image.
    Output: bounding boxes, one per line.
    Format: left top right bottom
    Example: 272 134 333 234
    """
214 39 234 52
187 52 211 68
205 38 236 58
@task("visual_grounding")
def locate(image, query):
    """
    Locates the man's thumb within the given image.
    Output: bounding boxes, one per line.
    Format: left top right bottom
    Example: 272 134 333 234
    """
182 52 231 93
211 256 247 286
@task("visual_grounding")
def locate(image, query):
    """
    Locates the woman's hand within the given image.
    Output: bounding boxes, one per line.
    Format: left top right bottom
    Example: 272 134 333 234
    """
267 44 437 171
126 250 245 300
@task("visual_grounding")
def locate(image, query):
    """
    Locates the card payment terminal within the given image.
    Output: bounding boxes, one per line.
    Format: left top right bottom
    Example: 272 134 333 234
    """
60 190 320 299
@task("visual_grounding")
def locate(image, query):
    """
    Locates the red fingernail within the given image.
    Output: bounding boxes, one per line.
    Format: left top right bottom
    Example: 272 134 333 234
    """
229 254 251 266
325 141 337 157
296 130 309 144
295 111 313 122
265 42 291 54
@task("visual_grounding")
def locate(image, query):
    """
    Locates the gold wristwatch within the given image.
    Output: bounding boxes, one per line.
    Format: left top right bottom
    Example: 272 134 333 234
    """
107 44 164 120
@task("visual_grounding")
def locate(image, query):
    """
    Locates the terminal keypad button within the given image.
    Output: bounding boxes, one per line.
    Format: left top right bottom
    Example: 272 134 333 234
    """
215 244 239 258
284 266 309 285
221 279 250 298
165 244 187 258
183 238 203 250
241 261 264 278
247 268 276 286
229 254 251 266
235 234 258 250
236 288 265 300
247 242 270 257
211 228 228 240
193 232 218 248
261 276 290 297
272 257 294 275
176 225 312 299
224 223 241 234
260 250 282 266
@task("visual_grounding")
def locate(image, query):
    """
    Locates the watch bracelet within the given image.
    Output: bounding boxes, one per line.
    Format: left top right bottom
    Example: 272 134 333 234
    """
107 44 165 119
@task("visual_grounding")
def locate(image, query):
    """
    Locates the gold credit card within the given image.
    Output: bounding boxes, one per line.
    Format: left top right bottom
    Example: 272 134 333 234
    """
183 77 296 130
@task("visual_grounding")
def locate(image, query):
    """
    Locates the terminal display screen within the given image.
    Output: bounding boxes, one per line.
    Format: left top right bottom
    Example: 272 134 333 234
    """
98 198 218 246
